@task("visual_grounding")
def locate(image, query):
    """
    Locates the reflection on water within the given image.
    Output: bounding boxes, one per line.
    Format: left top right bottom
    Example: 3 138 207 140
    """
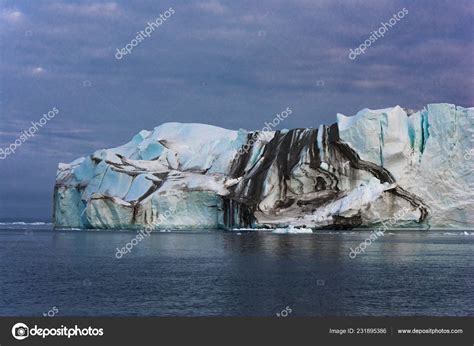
0 227 473 316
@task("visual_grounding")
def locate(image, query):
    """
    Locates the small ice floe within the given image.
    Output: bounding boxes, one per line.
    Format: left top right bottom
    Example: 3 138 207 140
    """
443 232 472 236
272 225 313 234
236 232 242 235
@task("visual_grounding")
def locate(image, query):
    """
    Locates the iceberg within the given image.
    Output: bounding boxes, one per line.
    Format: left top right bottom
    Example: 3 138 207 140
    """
272 226 313 234
53 104 473 230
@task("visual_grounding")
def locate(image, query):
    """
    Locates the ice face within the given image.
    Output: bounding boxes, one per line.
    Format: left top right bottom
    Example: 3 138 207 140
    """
337 105 410 177
54 104 473 230
337 103 474 229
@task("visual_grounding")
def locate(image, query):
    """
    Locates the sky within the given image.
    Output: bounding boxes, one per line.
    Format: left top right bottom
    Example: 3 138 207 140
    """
0 0 472 220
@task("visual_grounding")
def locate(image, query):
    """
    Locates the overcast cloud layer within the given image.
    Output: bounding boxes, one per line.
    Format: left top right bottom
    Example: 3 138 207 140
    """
0 0 472 220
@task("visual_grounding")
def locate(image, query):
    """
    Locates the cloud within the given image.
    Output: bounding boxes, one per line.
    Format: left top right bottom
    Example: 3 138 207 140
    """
196 0 228 15
0 8 23 23
240 13 270 24
46 2 121 17
31 66 46 75
293 0 392 10
0 0 472 221
192 28 248 40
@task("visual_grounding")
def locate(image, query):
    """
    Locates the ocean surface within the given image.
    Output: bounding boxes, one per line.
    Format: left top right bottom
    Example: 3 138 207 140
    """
0 223 473 316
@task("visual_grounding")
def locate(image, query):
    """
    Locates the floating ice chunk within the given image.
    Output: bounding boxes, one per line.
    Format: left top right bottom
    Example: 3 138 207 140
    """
272 226 313 234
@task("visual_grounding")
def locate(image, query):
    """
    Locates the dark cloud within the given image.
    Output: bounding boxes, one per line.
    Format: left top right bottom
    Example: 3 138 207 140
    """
0 0 472 220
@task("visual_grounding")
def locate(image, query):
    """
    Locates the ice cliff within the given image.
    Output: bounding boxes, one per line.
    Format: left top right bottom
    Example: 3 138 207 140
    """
54 103 473 230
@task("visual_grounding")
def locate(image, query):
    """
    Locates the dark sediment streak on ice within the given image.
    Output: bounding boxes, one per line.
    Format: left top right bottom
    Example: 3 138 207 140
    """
223 123 428 228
